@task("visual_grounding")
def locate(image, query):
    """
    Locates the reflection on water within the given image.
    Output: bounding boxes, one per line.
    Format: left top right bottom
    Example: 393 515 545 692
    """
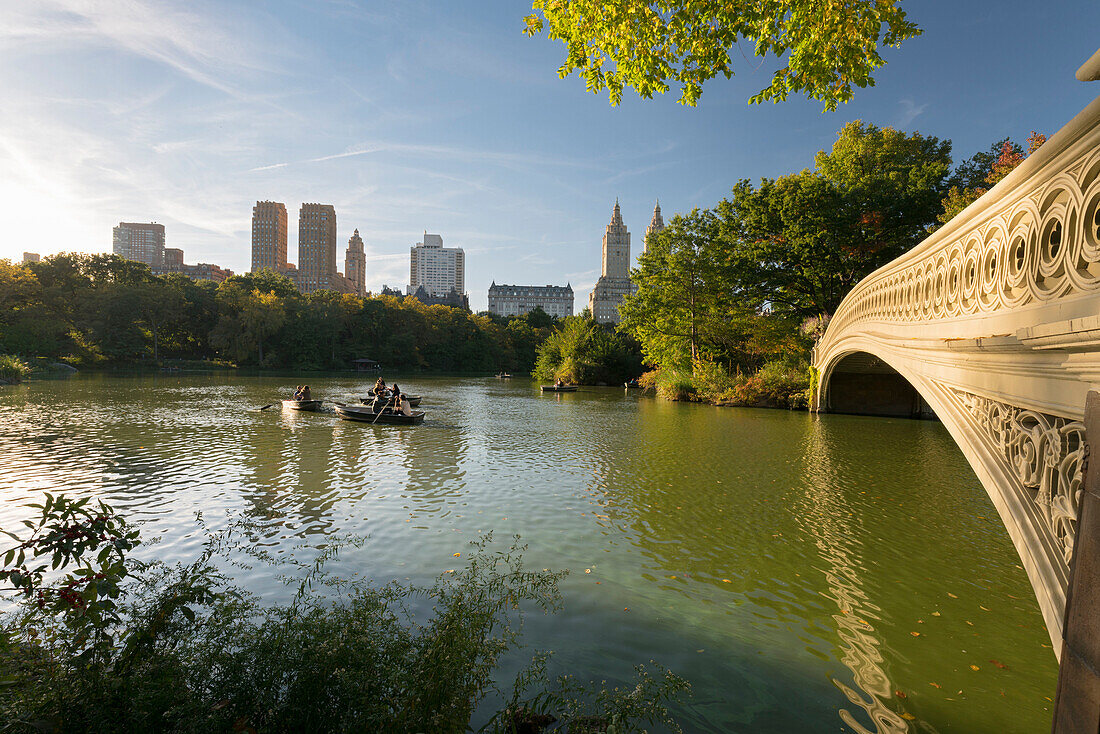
801 420 907 733
0 374 1058 732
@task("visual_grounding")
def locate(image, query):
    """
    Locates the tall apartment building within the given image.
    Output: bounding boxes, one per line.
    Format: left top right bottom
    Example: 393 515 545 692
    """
345 229 366 296
113 222 166 267
251 201 288 273
297 203 338 293
409 233 464 297
488 283 573 318
588 201 636 324
644 200 664 253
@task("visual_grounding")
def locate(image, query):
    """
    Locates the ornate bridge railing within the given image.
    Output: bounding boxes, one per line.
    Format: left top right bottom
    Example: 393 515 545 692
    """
813 84 1100 658
823 99 1100 342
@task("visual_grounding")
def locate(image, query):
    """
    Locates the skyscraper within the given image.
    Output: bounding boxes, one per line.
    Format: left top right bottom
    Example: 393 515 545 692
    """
298 203 337 293
251 201 288 273
588 201 635 324
409 233 464 297
112 222 165 267
345 229 366 296
644 199 664 253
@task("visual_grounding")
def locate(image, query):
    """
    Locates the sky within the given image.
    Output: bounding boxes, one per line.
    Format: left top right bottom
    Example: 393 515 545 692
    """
1 1 1098 312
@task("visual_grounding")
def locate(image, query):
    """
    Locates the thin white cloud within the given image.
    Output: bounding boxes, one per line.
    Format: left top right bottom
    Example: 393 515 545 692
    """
898 98 929 128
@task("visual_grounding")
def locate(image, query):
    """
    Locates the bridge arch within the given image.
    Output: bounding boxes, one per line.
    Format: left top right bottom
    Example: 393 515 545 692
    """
815 340 1078 653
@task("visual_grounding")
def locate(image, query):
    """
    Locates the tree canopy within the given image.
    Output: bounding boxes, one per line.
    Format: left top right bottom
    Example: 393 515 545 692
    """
524 0 921 108
0 256 557 373
711 122 950 317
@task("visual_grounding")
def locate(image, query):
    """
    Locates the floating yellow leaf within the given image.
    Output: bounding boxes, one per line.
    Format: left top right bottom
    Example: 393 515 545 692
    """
929 682 942 689
910 631 921 637
453 553 461 557
948 592 958 598
722 579 732 583
901 713 916 721
969 664 980 671
932 611 941 616
585 568 591 573
980 605 990 611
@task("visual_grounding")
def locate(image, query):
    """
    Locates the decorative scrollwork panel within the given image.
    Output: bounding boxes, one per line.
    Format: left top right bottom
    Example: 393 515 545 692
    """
953 390 1084 566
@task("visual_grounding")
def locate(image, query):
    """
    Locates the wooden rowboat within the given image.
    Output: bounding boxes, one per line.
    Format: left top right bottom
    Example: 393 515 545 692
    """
334 403 425 425
360 395 421 407
540 385 578 392
282 399 324 411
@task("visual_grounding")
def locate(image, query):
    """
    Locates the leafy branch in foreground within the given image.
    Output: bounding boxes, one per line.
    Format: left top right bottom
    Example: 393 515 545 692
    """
0 495 688 733
524 0 921 109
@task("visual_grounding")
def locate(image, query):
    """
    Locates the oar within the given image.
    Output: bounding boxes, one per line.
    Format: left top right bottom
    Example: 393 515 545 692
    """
256 403 274 411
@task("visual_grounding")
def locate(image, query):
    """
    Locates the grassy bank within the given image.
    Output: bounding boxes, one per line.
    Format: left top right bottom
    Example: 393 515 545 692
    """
641 360 811 410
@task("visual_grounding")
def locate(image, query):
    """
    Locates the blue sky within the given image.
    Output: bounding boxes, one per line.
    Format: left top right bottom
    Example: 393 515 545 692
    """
2 1 1097 311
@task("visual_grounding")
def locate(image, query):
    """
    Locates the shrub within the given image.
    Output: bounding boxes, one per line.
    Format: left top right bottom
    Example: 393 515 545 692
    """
0 354 31 384
0 495 688 733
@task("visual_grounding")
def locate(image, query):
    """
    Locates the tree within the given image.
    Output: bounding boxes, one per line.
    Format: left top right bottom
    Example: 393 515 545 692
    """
524 0 921 109
716 122 950 317
211 288 286 365
534 315 642 384
937 132 1046 225
619 209 747 372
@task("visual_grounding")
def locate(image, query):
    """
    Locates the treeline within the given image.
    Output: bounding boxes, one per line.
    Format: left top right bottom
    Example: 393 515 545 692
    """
0 256 555 372
618 122 1045 407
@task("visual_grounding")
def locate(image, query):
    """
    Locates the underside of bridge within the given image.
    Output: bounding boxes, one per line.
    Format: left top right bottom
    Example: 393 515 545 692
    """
822 352 937 419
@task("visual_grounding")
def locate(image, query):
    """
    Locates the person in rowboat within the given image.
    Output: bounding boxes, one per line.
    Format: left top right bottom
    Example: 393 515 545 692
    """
398 393 413 416
374 377 387 395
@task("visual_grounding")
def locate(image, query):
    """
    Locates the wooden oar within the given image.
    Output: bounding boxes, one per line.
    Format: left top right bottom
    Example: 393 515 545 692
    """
257 403 274 411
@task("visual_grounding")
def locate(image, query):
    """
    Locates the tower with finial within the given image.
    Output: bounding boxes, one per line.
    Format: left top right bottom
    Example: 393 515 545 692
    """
345 228 366 296
644 199 664 254
588 200 637 324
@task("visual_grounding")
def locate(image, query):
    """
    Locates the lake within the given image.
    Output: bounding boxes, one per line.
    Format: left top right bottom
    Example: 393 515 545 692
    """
0 373 1058 732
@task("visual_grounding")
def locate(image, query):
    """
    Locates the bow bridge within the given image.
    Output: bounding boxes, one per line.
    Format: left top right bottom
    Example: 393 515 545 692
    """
812 51 1100 728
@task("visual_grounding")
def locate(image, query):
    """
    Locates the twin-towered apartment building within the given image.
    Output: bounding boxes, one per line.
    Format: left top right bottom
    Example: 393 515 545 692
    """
250 201 366 296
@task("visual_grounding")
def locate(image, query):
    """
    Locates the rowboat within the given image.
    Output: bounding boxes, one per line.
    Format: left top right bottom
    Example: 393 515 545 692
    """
360 395 422 407
281 399 324 411
496 373 512 379
334 403 425 425
540 385 578 392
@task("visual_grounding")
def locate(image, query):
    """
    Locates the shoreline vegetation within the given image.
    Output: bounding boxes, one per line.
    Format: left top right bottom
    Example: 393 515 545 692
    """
0 494 688 733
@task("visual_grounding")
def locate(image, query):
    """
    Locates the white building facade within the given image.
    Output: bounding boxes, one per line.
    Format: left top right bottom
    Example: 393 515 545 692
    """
409 233 465 297
488 283 573 318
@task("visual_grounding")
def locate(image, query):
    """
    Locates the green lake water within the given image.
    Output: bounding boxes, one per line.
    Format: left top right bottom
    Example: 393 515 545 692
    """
0 374 1058 732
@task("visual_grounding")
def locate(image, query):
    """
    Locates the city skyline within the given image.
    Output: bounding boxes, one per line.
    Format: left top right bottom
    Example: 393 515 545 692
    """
1 1 1097 311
